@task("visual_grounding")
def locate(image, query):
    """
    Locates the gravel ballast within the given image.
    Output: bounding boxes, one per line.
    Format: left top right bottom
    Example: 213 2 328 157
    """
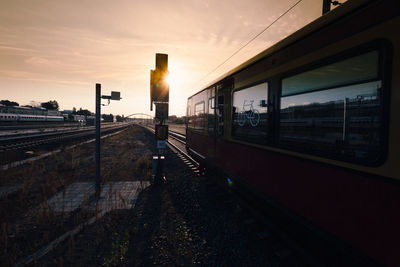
35 125 316 266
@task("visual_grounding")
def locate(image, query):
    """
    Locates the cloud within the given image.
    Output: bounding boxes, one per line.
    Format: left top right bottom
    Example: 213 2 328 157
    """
0 0 323 116
25 56 60 67
0 44 37 53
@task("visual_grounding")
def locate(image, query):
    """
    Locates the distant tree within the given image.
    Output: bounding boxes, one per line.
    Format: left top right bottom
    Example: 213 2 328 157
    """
72 107 77 114
174 116 186 124
76 108 92 116
168 115 177 122
0 100 19 106
41 100 59 110
102 114 114 122
116 115 125 122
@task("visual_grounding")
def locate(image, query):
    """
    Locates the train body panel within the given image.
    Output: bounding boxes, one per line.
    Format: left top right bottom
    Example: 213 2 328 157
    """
0 113 18 121
18 114 46 121
0 105 64 123
214 139 399 266
186 130 214 160
186 0 400 265
45 115 64 121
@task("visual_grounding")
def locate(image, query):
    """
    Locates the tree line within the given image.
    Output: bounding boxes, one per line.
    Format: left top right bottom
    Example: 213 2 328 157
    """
1 99 59 110
1 99 126 122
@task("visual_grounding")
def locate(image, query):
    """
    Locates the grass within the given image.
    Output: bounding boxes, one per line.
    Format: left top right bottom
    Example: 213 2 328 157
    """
103 232 130 267
0 126 153 266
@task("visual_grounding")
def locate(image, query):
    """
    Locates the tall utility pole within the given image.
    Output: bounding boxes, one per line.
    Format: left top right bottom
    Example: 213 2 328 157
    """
95 83 121 198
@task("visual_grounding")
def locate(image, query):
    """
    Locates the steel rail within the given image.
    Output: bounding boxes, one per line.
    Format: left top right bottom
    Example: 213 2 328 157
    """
0 123 132 153
141 124 198 166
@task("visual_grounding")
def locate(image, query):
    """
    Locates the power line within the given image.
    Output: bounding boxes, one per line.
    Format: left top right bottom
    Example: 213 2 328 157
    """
197 0 303 85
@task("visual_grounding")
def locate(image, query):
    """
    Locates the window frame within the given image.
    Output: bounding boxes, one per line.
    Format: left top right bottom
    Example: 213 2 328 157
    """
208 96 216 135
193 100 206 131
231 80 271 145
277 39 392 166
187 87 212 133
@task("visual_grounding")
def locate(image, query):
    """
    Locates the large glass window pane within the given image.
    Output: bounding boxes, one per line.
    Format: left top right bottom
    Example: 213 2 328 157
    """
194 102 205 129
187 99 194 129
232 82 268 144
188 90 207 130
280 50 383 164
282 51 379 97
208 97 215 133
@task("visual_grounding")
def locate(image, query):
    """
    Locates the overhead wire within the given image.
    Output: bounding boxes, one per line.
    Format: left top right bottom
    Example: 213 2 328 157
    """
196 0 304 85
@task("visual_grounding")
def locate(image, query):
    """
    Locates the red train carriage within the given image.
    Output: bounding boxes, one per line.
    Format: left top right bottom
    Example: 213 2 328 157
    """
186 0 399 266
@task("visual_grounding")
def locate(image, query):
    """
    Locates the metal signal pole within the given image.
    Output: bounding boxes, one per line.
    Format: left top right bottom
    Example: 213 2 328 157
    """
150 53 169 185
95 83 101 198
95 83 121 198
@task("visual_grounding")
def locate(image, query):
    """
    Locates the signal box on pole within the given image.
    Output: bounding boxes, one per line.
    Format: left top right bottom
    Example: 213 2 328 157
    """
150 53 169 112
155 102 168 120
155 124 168 140
150 53 170 185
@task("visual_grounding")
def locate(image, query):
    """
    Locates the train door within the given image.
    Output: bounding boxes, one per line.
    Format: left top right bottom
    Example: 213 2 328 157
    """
215 78 234 165
207 87 217 160
216 93 224 139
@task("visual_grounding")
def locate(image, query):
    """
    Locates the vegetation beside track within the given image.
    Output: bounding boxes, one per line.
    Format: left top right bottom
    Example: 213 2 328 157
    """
37 126 315 267
0 126 153 266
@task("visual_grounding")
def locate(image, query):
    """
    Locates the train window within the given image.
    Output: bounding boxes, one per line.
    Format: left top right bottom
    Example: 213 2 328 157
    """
217 94 224 137
232 82 269 144
208 97 215 134
280 50 383 164
195 102 204 114
186 99 193 128
282 51 379 97
188 90 208 131
194 102 205 129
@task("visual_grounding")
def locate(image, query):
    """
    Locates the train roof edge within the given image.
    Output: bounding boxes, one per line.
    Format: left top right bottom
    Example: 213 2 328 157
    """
189 0 388 99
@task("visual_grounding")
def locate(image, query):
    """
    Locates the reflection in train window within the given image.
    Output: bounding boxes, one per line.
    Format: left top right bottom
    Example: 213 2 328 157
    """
232 82 268 144
188 90 208 131
280 50 383 163
208 97 215 134
194 101 205 129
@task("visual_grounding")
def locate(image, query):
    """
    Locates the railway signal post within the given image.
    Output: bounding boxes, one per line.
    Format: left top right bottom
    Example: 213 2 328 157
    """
95 83 121 198
150 53 169 185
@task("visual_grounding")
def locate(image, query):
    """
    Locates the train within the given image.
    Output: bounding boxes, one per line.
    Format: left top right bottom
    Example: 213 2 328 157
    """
186 0 399 266
0 105 64 123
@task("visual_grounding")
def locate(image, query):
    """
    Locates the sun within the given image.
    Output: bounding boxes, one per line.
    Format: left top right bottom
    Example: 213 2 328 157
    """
165 72 172 86
165 68 182 90
165 70 180 89
164 61 194 116
166 61 195 90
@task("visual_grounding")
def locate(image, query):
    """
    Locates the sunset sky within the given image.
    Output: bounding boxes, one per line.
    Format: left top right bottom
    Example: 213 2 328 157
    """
0 0 324 117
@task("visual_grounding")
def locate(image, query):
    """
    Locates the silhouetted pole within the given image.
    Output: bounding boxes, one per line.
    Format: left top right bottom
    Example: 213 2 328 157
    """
322 0 331 14
95 83 101 198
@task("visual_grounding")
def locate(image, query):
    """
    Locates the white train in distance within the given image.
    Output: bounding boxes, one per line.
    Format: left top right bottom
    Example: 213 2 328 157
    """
0 105 64 123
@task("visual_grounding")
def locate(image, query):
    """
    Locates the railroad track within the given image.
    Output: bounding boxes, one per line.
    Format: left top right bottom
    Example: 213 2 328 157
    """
164 129 315 263
141 125 202 176
0 122 116 131
0 123 132 153
168 129 186 143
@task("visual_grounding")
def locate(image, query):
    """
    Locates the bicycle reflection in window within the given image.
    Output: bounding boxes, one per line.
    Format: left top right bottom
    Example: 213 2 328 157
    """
237 100 260 127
